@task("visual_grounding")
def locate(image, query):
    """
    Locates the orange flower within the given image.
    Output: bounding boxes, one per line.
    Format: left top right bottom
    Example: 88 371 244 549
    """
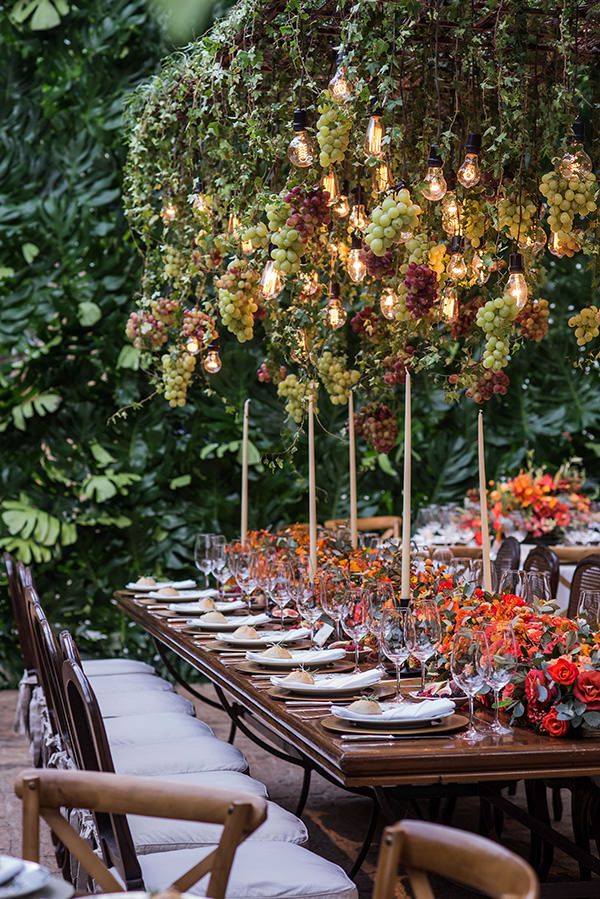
547 656 578 686
541 708 570 737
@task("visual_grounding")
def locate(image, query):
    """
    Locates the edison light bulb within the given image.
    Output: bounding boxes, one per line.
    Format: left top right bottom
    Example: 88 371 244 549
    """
203 344 222 374
322 171 340 204
457 133 482 188
380 287 398 320
299 271 320 297
260 257 283 299
441 174 461 235
372 161 392 194
558 118 593 179
422 145 447 201
446 236 467 281
346 234 366 283
328 52 353 103
471 253 489 285
334 193 350 218
441 285 459 321
326 283 346 329
506 253 528 309
185 336 200 355
288 109 315 168
364 112 384 158
349 203 368 232
227 212 240 238
241 239 254 256
161 202 177 224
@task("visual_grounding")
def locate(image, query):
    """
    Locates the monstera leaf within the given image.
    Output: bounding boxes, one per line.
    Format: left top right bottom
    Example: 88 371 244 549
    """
10 0 69 30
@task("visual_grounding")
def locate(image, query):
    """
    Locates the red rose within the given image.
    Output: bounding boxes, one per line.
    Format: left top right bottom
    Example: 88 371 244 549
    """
525 669 548 706
547 656 578 686
573 669 600 710
541 707 570 738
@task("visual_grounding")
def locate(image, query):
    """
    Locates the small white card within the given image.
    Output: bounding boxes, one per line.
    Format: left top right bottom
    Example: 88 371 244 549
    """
313 623 334 647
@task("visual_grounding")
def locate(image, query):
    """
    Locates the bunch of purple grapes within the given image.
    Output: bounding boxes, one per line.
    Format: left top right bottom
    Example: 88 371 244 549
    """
383 347 414 386
350 306 381 341
284 186 331 242
404 263 438 318
361 247 395 279
449 295 483 340
354 402 398 454
465 369 510 403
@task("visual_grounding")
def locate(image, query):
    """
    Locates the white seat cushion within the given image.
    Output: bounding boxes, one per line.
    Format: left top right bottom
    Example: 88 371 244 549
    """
112 737 248 776
105 714 214 747
83 658 155 676
90 673 173 694
133 841 357 898
99 690 194 718
129 785 307 852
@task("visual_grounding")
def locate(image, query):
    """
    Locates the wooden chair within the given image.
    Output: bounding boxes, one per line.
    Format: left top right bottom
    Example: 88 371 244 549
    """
523 545 560 598
493 536 521 586
324 516 401 539
3 553 38 676
567 553 600 619
15 768 266 899
372 819 539 899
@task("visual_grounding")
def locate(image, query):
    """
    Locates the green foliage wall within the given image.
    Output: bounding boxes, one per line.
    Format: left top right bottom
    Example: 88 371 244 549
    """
0 0 598 686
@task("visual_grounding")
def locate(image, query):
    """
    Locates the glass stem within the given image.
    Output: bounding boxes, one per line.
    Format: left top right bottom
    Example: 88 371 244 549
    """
355 643 359 672
396 663 401 701
494 689 500 727
204 572 209 589
468 694 475 730
420 659 426 693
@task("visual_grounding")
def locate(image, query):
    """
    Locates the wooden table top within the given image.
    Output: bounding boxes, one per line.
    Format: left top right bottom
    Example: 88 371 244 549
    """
116 593 600 790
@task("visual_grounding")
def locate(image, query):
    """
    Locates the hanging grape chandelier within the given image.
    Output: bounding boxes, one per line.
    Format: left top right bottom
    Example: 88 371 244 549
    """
124 0 600 430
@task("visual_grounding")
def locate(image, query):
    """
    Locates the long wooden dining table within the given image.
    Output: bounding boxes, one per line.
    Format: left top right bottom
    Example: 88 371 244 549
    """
116 591 600 898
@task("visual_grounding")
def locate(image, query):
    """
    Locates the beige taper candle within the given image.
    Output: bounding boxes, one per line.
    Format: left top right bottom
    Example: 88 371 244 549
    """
401 372 412 599
478 410 493 592
241 399 250 547
348 390 358 549
308 389 318 581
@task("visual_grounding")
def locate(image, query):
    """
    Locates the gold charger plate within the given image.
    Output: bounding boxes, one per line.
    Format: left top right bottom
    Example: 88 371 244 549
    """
321 713 468 737
268 682 396 701
236 658 354 675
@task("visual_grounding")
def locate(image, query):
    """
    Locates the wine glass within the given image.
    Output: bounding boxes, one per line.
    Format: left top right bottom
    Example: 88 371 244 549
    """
578 590 600 630
432 548 453 566
525 571 552 604
478 621 518 735
194 533 215 588
210 535 228 599
250 550 277 613
365 581 395 663
451 626 487 743
228 546 255 610
319 571 344 641
267 560 292 621
380 607 409 702
296 577 322 647
405 599 441 693
340 584 369 672
497 569 528 597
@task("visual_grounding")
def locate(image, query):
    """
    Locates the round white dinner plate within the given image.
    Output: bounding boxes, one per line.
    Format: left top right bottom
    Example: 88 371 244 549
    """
216 628 309 646
331 701 456 726
245 648 346 668
189 614 268 632
169 599 246 614
0 859 50 899
270 670 383 694
146 590 207 601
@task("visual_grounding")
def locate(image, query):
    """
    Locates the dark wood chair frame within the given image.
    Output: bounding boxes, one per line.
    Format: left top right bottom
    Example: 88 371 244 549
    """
567 554 600 619
523 545 560 599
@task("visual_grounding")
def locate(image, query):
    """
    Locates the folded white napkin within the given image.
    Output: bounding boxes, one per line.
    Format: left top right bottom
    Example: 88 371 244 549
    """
169 599 244 613
166 579 197 590
189 613 270 627
273 667 384 690
332 697 455 721
225 627 310 643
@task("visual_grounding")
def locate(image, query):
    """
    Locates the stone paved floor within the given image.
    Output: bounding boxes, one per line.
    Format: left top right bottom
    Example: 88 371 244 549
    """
0 685 585 897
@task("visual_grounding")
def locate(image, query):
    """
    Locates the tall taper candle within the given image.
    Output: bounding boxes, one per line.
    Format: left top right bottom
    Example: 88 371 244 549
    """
241 399 250 547
308 389 318 581
348 390 358 549
401 372 412 600
478 410 493 592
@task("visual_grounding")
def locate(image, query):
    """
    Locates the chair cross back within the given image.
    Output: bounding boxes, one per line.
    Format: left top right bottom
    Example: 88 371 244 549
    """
567 554 600 619
523 545 559 598
372 819 539 899
15 767 267 899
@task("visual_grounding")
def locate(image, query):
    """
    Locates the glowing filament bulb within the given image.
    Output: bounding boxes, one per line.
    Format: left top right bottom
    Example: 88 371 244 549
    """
334 194 350 218
241 239 254 256
441 285 459 321
288 109 315 168
422 145 447 201
227 213 240 237
185 336 200 355
322 171 340 204
364 112 384 158
471 253 489 285
326 284 346 329
457 133 482 189
446 237 467 281
328 53 353 103
161 202 177 224
506 253 528 310
349 203 368 232
380 288 398 321
203 344 222 374
558 118 592 179
441 190 461 236
346 234 366 283
299 271 320 297
260 258 283 299
372 161 392 194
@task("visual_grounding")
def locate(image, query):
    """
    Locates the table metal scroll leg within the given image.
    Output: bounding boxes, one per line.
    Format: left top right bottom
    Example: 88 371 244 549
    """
295 766 312 817
227 719 237 744
349 798 379 879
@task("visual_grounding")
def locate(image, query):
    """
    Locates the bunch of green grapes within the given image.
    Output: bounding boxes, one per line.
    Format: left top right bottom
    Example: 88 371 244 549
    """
497 194 538 240
428 242 447 278
365 188 422 257
215 259 260 342
271 225 304 274
160 352 196 407
242 221 269 251
266 198 291 233
277 374 317 423
568 306 600 346
540 169 597 238
404 232 430 266
476 294 518 371
462 199 486 248
316 91 353 168
317 351 360 405
162 245 187 282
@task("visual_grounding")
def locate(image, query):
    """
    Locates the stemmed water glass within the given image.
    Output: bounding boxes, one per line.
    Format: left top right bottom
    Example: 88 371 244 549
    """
210 535 228 599
365 581 395 663
267 560 292 621
497 569 528 598
380 607 409 702
251 550 277 613
525 571 552 604
578 590 600 630
194 533 215 588
228 546 255 610
340 583 369 672
405 599 441 693
318 571 344 641
296 574 322 646
477 621 518 735
451 626 487 743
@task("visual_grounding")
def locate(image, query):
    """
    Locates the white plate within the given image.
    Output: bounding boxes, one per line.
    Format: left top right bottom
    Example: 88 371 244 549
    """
0 859 50 899
271 669 384 694
188 613 269 632
145 590 207 601
216 627 310 646
331 700 456 726
169 600 246 614
245 648 347 668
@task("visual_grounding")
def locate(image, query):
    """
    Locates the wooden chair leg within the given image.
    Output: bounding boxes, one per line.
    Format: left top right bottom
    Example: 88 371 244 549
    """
21 775 40 862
